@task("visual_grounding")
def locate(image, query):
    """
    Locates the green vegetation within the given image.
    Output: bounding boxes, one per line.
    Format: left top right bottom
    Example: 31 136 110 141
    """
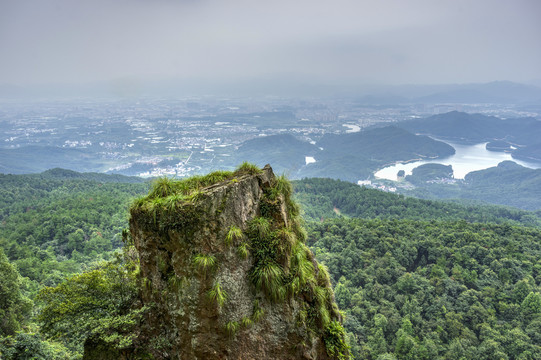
224 321 240 337
232 126 456 182
0 170 147 359
324 321 350 360
225 225 243 246
301 126 455 182
0 171 148 291
241 317 253 328
236 161 263 175
193 253 217 275
293 177 541 226
6 166 541 359
208 281 227 308
405 163 454 184
37 249 143 357
129 163 264 228
252 300 264 322
403 161 541 211
233 135 319 175
250 259 286 302
0 331 71 360
398 110 541 177
307 218 541 359
240 173 348 357
0 249 32 336
237 242 250 259
398 111 541 149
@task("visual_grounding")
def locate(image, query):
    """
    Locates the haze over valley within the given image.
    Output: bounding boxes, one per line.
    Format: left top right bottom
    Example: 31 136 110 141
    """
2 1 541 359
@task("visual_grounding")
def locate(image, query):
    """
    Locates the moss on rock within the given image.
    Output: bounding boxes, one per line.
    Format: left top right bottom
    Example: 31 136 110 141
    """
127 163 348 359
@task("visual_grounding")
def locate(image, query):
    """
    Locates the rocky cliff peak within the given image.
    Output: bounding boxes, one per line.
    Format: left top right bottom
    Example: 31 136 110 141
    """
126 163 349 359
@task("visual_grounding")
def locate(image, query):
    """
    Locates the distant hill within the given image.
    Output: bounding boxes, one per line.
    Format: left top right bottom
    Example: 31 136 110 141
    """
293 177 541 227
317 126 454 161
410 81 541 104
233 127 455 182
301 126 455 181
37 168 145 183
0 146 104 174
403 161 541 211
398 111 541 162
405 163 453 184
399 111 541 143
513 141 541 163
399 111 515 142
233 134 319 175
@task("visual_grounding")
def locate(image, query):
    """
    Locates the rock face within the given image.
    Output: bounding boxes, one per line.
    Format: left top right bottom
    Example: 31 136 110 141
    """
128 164 348 359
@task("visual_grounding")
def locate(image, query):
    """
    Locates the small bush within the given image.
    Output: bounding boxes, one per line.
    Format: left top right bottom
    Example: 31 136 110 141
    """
270 175 293 201
149 177 178 198
276 228 296 253
323 321 350 359
317 263 331 287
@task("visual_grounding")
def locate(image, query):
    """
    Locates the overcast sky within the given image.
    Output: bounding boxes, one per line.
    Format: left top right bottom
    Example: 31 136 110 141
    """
1 0 540 90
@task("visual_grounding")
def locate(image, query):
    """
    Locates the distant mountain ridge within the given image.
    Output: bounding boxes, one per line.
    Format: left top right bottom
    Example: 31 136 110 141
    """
2 80 540 102
232 126 455 182
397 111 541 162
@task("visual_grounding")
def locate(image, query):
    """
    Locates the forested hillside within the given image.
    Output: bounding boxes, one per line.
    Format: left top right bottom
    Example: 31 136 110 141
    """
0 170 147 291
1 169 540 359
293 177 541 227
308 219 541 359
403 161 541 211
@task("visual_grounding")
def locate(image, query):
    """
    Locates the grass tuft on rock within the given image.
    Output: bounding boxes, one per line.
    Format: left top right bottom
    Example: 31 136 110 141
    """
207 281 227 308
224 321 240 337
225 225 243 247
193 254 216 275
235 161 262 175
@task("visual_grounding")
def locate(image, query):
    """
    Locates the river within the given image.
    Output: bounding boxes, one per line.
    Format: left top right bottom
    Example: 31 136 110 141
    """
374 139 541 180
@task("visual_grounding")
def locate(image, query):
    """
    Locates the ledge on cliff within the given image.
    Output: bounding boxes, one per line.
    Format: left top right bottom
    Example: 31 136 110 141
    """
88 163 349 359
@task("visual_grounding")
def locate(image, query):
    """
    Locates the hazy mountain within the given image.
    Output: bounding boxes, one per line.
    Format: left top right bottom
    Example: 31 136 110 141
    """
316 126 455 161
0 146 103 174
233 134 319 175
412 81 541 104
398 111 541 146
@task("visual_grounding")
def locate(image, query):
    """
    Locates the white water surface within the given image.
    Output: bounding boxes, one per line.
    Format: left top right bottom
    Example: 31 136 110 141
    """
305 156 316 165
343 124 361 133
374 140 541 180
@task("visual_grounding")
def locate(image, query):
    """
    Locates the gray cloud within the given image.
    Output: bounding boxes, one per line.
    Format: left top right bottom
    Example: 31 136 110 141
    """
1 0 540 90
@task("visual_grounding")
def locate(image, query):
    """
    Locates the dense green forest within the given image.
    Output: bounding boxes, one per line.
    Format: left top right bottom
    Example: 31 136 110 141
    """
308 219 541 359
1 169 541 359
293 177 541 227
0 169 147 292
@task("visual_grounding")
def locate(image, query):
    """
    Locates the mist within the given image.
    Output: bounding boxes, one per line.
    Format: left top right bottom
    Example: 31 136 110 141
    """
1 0 541 95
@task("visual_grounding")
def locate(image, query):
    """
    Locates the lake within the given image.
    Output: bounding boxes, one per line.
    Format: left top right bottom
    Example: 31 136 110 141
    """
374 139 541 180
